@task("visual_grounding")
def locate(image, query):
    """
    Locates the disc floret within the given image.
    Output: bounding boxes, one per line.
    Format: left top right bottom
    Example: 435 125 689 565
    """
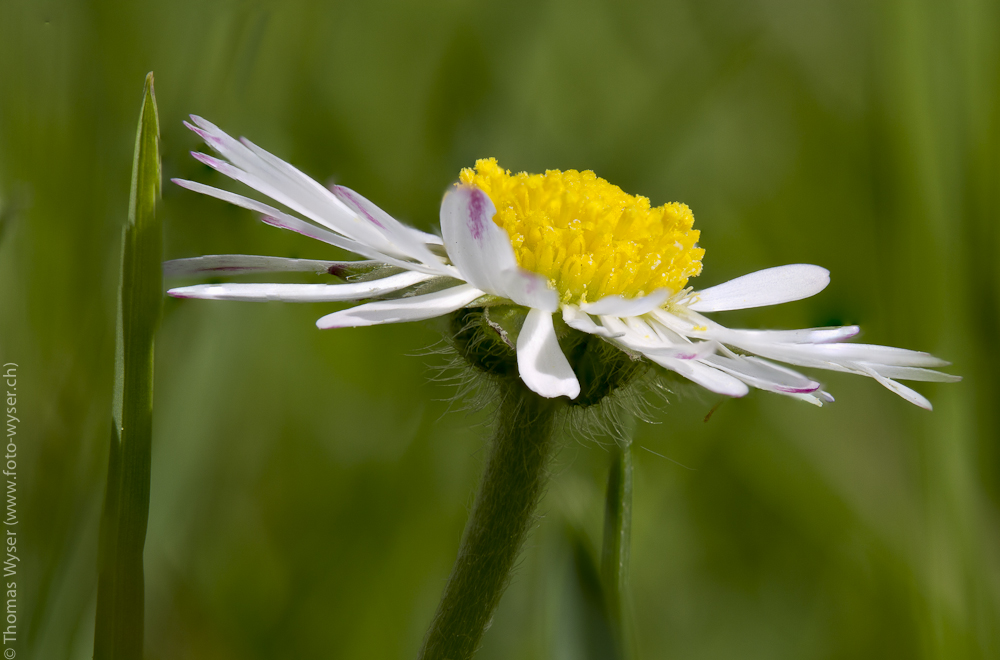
460 158 704 305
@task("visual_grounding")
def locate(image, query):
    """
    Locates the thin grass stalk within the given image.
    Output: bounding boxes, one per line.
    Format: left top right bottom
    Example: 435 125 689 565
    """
601 419 634 659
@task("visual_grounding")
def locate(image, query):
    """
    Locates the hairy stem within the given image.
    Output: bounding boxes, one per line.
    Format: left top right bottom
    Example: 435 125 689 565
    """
419 382 561 660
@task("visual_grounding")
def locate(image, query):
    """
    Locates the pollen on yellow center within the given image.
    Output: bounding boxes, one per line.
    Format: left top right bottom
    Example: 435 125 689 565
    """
459 158 705 305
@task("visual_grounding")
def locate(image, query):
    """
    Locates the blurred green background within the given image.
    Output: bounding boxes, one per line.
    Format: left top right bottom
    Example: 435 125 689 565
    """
2 0 999 658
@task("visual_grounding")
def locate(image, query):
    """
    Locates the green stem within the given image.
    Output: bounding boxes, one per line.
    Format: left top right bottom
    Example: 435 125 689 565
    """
601 419 634 659
94 73 161 660
418 382 562 660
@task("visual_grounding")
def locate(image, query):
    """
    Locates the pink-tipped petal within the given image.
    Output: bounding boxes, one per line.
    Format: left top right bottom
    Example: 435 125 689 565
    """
440 185 558 312
652 356 750 397
331 185 450 272
167 271 435 302
185 117 420 259
172 178 372 257
163 254 368 277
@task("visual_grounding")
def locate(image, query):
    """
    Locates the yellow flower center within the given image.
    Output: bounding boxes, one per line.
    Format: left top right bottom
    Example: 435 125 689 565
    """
459 158 704 305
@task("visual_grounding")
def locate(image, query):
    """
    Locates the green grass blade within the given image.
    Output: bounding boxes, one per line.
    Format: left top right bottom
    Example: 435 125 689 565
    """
567 526 618 660
601 423 634 659
93 72 161 660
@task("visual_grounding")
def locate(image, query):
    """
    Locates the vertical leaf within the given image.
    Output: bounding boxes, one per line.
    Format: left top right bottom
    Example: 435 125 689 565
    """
94 72 161 660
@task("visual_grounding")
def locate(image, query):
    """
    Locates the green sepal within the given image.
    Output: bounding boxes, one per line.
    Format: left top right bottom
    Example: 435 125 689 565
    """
449 305 646 406
450 305 524 378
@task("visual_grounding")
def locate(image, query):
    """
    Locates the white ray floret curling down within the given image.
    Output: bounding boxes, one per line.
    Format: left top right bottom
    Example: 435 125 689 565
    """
167 116 959 407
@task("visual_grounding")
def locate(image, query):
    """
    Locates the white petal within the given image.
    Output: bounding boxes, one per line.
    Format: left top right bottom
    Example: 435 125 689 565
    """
641 341 720 361
713 325 861 345
702 355 820 393
701 337 955 400
607 317 720 361
651 356 750 397
331 185 450 273
658 307 952 373
174 178 364 253
807 343 950 368
163 254 367 277
688 264 830 312
440 185 558 312
783 391 832 406
606 317 709 357
858 364 962 383
718 344 851 374
601 316 662 350
440 184 510 289
516 308 580 399
853 364 932 410
561 306 624 338
168 271 436 302
656 310 862 354
256 212 453 277
501 268 561 312
579 288 670 316
172 178 452 277
189 144 371 245
187 118 453 271
315 284 484 329
186 119 392 250
749 341 949 369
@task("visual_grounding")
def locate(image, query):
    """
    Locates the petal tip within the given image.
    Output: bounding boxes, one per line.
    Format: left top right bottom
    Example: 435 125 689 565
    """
522 376 581 400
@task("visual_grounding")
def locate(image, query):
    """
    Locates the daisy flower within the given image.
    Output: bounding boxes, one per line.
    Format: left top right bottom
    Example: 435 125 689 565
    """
167 116 958 407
